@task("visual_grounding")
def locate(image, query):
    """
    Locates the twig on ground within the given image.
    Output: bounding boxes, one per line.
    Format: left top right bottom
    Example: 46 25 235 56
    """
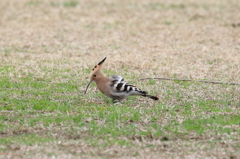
139 77 240 85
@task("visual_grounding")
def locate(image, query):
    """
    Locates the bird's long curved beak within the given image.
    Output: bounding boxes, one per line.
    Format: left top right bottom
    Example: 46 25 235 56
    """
85 80 93 94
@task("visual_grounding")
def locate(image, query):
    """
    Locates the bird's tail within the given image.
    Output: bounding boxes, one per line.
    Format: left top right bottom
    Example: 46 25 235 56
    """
143 94 159 100
127 87 159 101
140 91 158 100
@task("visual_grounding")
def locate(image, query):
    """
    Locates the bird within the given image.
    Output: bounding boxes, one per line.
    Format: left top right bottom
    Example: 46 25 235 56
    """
85 57 159 103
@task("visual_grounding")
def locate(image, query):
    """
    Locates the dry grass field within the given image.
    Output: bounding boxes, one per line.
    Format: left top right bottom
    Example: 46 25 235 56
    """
0 0 240 158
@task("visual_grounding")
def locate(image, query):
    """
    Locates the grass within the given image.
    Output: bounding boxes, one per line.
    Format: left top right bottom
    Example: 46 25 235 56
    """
0 66 239 158
0 0 240 158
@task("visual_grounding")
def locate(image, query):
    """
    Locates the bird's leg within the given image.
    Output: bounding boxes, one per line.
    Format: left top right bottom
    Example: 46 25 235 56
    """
112 99 120 104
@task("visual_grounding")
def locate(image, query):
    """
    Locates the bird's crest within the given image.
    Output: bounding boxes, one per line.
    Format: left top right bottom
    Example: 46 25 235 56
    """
92 57 107 72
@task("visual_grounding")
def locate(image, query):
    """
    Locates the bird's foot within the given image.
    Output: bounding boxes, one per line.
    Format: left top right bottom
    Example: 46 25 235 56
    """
112 99 121 105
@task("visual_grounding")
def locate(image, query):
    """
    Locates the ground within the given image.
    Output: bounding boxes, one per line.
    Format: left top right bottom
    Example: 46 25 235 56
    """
0 0 240 158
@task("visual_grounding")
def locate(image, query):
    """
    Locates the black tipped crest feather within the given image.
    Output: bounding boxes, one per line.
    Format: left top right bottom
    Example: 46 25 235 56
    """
98 57 107 65
92 57 107 71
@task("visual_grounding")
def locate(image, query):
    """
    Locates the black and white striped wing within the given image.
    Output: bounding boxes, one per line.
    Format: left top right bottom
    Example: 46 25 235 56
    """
110 80 147 95
110 75 125 83
109 76 159 100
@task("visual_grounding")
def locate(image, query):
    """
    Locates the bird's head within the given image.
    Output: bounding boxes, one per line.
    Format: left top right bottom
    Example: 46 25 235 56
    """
85 57 107 94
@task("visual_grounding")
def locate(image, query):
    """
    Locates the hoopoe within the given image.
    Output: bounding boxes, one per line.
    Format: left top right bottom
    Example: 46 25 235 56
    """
85 57 159 102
